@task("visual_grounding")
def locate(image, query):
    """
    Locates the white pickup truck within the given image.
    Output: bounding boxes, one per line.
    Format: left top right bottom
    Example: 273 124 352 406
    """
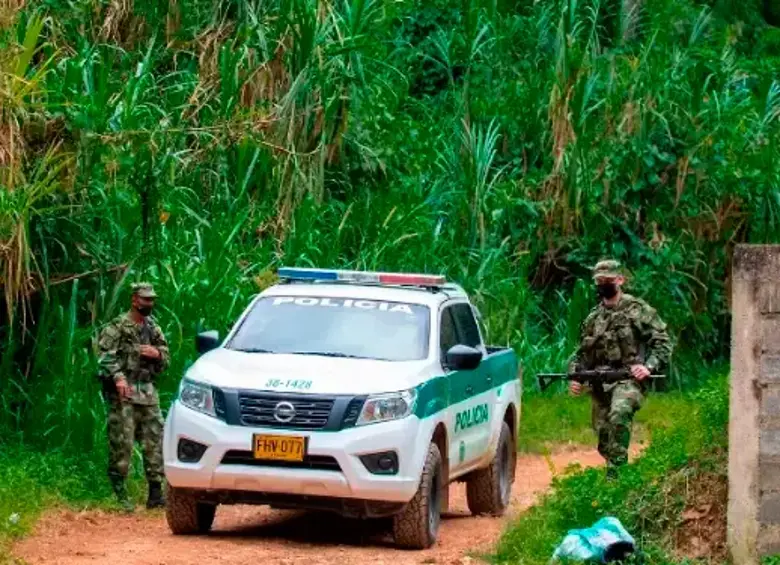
163 268 521 549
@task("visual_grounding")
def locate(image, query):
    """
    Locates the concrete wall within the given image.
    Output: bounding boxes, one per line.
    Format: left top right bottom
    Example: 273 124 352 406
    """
729 244 780 565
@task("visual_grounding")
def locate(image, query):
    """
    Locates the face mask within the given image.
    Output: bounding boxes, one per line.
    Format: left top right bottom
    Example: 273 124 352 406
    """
136 305 153 317
596 283 618 300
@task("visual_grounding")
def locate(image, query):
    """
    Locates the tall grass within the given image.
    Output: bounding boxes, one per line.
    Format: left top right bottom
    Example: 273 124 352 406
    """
0 0 778 454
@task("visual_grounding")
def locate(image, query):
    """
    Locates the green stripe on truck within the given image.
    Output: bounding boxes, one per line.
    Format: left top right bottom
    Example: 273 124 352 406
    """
414 349 518 419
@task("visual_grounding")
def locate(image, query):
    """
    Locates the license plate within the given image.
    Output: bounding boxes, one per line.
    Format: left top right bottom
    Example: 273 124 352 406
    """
252 434 307 462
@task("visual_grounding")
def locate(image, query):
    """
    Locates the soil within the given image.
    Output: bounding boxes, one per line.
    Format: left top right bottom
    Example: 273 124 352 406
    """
12 449 626 565
674 463 728 563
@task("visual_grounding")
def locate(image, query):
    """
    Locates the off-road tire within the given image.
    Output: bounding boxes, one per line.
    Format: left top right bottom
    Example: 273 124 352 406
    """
165 484 216 535
465 421 515 516
392 443 443 550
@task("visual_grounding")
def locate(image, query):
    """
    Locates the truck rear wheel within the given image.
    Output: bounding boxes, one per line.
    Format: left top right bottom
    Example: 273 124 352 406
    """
466 421 515 516
165 483 216 535
392 443 443 549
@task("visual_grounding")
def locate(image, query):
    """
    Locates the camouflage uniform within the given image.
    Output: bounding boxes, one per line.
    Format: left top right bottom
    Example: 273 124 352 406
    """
97 285 170 497
569 262 671 470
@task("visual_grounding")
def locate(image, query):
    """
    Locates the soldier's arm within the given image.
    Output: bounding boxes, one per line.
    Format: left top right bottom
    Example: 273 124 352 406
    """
98 327 126 383
637 303 672 373
567 311 596 373
151 324 170 372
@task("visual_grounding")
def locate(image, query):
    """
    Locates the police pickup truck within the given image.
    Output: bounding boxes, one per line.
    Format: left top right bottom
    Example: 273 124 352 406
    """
163 268 521 549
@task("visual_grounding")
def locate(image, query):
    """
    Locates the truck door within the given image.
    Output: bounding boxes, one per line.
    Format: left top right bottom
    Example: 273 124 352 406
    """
441 302 492 475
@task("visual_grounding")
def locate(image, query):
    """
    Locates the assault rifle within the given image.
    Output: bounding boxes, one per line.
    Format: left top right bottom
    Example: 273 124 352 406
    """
536 369 665 392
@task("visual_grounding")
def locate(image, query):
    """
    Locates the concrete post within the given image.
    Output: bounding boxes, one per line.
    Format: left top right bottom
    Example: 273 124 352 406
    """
729 244 780 564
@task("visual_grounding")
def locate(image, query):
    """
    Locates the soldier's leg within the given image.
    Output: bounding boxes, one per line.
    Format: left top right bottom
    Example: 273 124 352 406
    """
107 401 135 510
135 404 166 508
605 382 644 467
107 400 134 480
591 394 611 462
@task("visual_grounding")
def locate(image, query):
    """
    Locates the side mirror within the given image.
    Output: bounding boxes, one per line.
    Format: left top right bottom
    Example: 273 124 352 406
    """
196 330 220 355
445 344 483 371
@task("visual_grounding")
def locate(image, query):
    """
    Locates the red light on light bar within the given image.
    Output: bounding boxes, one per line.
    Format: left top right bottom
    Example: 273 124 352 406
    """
378 273 446 286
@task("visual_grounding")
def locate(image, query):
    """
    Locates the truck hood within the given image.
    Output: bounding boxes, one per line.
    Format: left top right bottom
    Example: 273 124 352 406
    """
184 348 432 396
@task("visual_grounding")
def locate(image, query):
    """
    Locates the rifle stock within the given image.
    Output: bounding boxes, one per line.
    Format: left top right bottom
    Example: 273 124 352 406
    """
536 370 665 392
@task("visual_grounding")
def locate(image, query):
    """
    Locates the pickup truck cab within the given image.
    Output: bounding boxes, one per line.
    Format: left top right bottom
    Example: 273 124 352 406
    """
163 267 521 549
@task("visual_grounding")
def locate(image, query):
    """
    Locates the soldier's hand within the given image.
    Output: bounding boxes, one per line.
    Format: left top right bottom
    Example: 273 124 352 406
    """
630 364 651 381
139 345 161 359
569 381 582 396
115 377 132 399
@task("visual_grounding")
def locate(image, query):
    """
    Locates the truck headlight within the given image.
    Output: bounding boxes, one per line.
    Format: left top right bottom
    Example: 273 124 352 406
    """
356 389 417 426
179 379 216 418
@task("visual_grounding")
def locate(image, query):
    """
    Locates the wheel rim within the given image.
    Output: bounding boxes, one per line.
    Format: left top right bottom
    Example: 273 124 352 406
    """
499 438 512 505
428 469 441 536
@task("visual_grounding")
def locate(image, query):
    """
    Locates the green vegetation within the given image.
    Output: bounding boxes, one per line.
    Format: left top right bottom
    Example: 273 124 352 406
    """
495 374 729 565
1 0 779 454
519 395 596 453
518 388 699 454
1 0 777 559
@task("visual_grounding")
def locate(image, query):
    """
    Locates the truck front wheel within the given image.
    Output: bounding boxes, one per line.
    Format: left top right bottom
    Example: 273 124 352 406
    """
165 484 217 535
465 421 515 516
392 443 443 549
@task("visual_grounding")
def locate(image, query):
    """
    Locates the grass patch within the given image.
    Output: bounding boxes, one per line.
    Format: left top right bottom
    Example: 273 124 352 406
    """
0 445 153 561
518 395 593 453
497 375 729 565
519 391 698 454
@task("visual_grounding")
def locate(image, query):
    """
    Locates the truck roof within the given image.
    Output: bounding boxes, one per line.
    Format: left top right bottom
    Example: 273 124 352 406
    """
260 281 469 308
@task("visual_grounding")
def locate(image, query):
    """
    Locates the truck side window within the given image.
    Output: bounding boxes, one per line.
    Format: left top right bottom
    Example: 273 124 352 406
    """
451 303 481 348
439 307 458 360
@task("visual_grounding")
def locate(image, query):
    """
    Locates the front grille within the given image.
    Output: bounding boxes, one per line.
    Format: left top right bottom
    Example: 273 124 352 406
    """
221 450 341 472
237 392 335 430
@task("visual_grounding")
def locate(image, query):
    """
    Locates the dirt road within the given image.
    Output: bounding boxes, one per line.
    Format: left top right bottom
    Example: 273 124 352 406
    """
13 449 619 565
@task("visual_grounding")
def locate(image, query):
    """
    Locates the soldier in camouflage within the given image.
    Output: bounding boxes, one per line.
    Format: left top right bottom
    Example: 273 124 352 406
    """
568 260 672 479
97 282 170 511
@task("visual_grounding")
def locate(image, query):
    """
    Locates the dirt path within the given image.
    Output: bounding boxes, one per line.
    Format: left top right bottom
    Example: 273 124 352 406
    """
13 448 628 565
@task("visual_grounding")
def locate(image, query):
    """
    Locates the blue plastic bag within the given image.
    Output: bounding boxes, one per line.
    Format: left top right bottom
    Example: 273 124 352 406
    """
551 516 636 563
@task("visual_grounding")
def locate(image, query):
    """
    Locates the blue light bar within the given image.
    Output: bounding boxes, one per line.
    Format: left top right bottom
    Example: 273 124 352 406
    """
277 267 446 287
277 267 338 281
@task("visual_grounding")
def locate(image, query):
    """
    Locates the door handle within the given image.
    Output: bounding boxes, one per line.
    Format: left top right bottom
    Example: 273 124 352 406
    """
465 385 474 395
486 374 493 384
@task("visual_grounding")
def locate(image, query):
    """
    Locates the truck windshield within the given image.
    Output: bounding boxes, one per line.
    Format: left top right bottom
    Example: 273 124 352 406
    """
226 296 430 361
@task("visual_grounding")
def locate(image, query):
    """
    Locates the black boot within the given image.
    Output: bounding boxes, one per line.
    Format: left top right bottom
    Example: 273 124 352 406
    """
146 481 166 509
110 476 134 513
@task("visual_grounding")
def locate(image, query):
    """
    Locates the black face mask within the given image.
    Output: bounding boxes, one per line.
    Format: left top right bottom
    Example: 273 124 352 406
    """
596 283 618 300
136 305 153 317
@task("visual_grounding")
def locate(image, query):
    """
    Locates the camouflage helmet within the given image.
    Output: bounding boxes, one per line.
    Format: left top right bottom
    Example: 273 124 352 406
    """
591 259 623 280
131 282 157 298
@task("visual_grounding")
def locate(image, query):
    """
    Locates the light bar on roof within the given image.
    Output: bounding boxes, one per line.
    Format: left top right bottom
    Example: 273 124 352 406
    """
277 268 339 281
277 267 446 287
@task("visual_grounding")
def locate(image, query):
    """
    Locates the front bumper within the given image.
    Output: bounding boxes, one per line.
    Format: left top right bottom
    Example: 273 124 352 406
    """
163 401 432 508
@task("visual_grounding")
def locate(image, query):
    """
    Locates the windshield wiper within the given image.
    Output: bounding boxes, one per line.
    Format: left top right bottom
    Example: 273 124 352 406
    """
287 351 367 359
233 347 277 353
